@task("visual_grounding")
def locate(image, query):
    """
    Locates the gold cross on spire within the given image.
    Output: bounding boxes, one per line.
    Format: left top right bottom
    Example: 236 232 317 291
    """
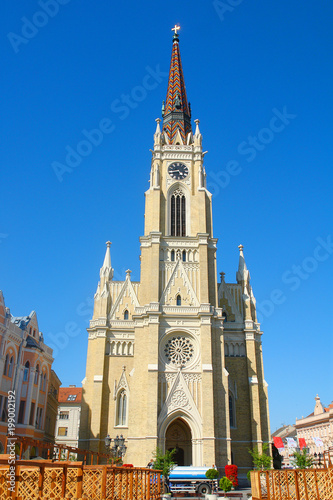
172 25 181 35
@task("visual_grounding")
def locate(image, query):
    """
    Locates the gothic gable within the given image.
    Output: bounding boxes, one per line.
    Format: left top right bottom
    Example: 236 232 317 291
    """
109 276 140 320
160 259 199 307
158 371 202 426
114 366 129 400
218 280 242 322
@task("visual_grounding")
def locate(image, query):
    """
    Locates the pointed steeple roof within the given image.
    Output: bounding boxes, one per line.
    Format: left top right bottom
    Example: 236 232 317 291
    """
236 244 250 284
100 241 113 280
162 26 192 143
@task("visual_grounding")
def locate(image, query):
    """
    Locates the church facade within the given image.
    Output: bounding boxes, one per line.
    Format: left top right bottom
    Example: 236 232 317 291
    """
79 29 270 476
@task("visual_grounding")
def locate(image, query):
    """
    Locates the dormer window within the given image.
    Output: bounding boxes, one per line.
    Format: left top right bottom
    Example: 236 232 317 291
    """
124 310 129 320
176 295 181 306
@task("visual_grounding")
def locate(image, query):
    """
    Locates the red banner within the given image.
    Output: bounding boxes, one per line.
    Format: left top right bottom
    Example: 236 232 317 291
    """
299 438 306 450
273 437 284 448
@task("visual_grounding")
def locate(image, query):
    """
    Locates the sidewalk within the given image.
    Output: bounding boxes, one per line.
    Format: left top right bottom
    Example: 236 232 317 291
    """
167 489 252 500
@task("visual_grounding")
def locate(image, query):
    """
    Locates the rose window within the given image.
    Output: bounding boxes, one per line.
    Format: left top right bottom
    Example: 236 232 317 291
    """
164 336 194 366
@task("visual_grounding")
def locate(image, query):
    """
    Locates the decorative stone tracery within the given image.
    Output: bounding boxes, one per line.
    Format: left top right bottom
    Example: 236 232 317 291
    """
164 336 194 366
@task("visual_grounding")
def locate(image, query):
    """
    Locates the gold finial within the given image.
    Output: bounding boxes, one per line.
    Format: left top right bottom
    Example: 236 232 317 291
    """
172 25 181 35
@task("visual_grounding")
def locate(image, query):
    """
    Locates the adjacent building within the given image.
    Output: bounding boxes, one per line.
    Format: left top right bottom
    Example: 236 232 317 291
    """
272 424 297 467
296 395 333 455
44 370 62 444
79 28 270 478
55 386 82 451
0 290 61 453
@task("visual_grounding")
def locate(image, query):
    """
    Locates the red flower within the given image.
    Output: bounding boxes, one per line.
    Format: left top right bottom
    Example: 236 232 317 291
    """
225 465 238 488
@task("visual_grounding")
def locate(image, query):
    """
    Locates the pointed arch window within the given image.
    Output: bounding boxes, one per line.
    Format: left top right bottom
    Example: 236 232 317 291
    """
171 189 186 237
171 250 175 261
176 295 181 306
40 371 46 390
34 365 39 385
8 356 14 378
182 250 186 262
116 390 127 426
23 361 30 382
124 310 129 320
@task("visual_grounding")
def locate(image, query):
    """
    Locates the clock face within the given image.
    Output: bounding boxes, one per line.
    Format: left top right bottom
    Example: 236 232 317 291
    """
168 162 189 180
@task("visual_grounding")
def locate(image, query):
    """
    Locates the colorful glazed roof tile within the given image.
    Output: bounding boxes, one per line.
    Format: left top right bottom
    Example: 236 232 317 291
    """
162 29 192 143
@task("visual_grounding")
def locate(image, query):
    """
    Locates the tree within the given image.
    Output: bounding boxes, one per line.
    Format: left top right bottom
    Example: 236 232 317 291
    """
292 448 314 469
152 447 176 492
205 468 219 493
248 442 272 470
219 476 233 496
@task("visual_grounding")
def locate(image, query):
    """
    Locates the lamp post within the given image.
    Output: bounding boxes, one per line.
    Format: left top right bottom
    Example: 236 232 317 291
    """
104 434 127 463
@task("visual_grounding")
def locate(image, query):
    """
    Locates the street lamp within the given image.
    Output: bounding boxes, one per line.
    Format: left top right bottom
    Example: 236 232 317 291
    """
318 452 322 466
104 434 127 460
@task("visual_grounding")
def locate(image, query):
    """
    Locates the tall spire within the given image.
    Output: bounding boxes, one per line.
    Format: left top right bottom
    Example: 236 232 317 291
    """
100 241 113 281
162 25 192 143
236 244 250 284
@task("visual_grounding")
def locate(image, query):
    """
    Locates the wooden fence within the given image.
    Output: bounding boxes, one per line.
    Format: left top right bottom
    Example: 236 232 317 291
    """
0 457 161 499
5 435 111 465
251 468 333 500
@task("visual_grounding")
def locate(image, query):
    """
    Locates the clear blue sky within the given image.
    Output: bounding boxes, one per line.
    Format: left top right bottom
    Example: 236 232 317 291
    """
1 1 332 433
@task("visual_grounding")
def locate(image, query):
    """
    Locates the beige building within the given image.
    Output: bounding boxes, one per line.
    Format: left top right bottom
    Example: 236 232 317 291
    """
44 370 62 444
79 29 270 478
272 424 297 467
55 386 82 451
296 395 333 456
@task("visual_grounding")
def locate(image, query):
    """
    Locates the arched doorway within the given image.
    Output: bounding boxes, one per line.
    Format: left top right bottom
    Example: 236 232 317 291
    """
165 418 192 466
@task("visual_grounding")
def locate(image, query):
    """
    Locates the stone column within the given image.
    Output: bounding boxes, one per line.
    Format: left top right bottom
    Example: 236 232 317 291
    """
24 368 36 425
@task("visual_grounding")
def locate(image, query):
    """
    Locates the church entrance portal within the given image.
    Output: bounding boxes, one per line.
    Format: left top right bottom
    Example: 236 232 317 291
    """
165 418 192 466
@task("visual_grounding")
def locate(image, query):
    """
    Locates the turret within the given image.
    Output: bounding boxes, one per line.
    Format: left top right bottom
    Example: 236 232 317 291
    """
93 241 113 319
236 244 257 322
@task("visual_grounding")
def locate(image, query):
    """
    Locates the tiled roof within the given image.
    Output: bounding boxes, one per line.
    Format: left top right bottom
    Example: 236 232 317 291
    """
58 387 82 403
26 335 43 351
11 315 30 330
162 32 192 143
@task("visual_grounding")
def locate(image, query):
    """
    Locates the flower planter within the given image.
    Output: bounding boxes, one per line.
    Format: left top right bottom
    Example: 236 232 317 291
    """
205 495 218 500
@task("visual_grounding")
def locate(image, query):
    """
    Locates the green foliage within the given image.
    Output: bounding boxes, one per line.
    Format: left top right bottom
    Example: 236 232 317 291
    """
247 470 252 483
219 476 233 493
205 468 219 493
152 447 176 480
205 468 219 480
292 448 314 469
248 442 272 470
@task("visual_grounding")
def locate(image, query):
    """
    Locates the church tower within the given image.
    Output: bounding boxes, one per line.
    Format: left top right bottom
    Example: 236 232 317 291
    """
80 27 270 478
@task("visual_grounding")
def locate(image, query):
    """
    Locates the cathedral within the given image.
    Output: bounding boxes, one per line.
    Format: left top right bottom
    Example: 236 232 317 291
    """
79 27 270 478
